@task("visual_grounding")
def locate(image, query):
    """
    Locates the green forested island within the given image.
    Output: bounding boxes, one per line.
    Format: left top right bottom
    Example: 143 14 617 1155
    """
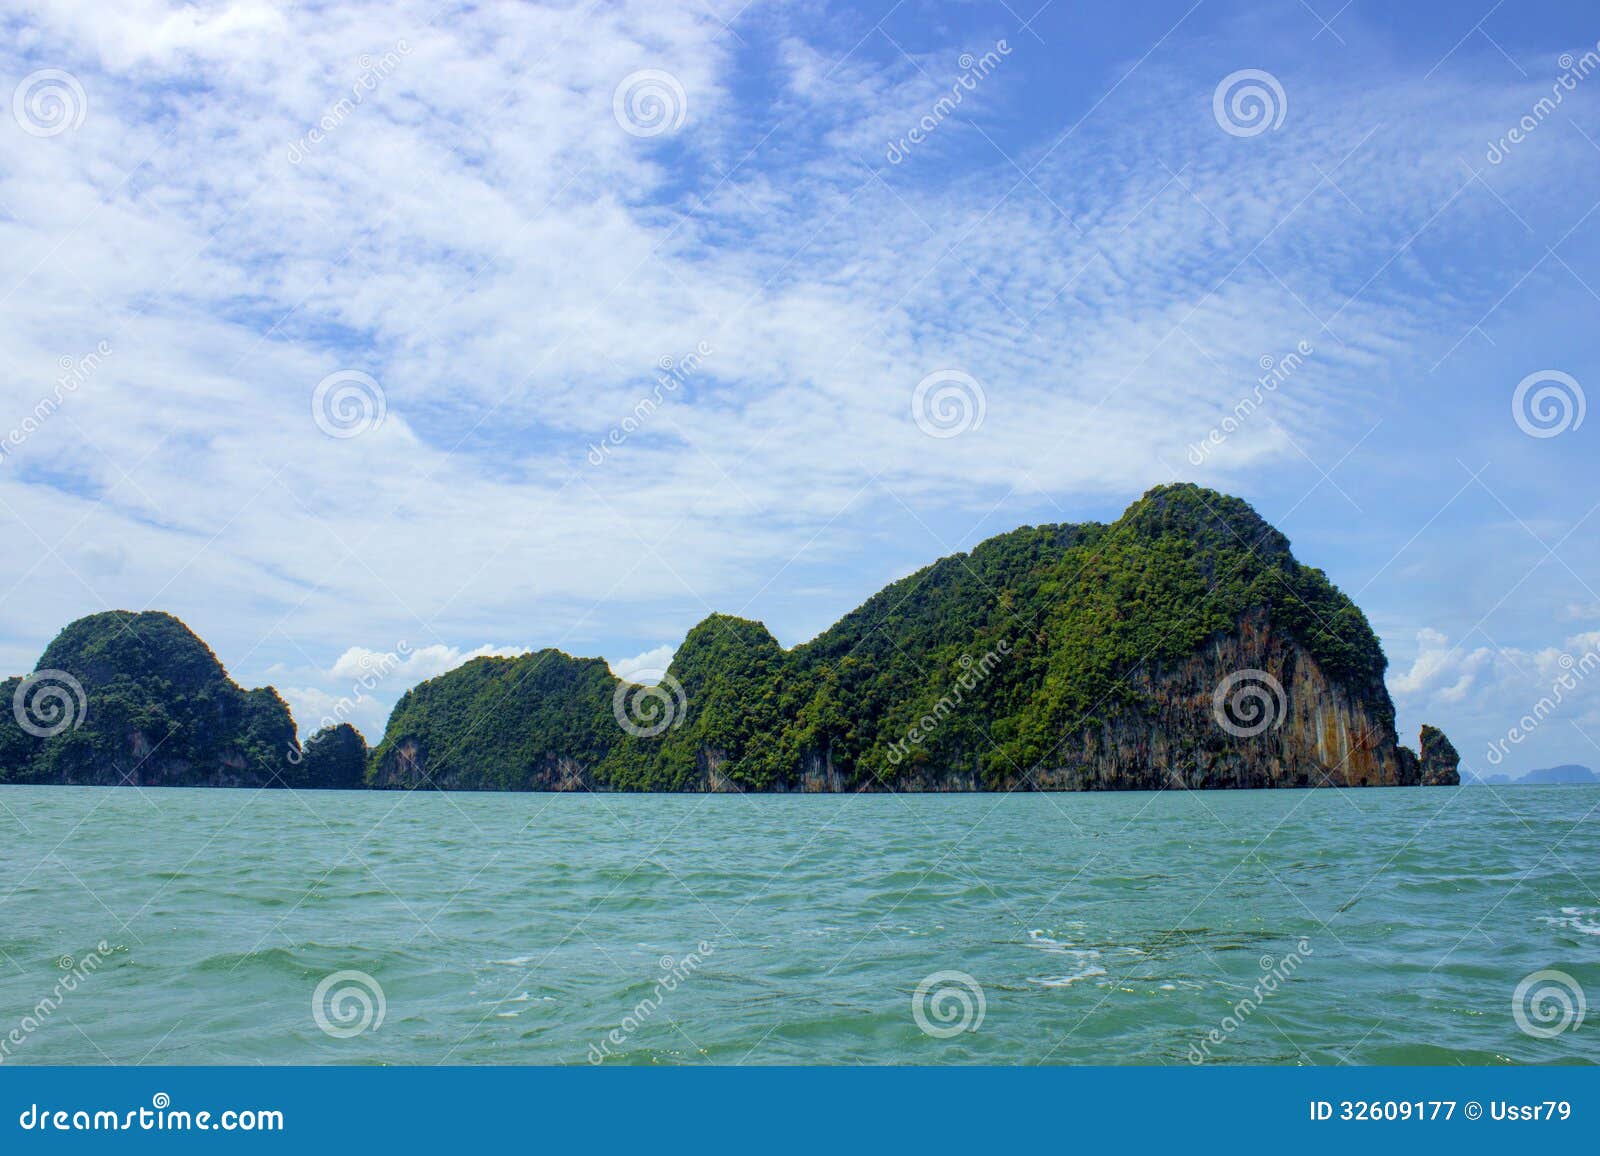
0 484 1460 792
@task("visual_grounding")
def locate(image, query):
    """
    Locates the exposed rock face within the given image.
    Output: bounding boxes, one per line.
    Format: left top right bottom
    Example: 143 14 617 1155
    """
797 749 845 793
55 728 274 788
6 487 1465 794
1418 724 1462 786
367 485 1465 793
1022 610 1407 791
369 737 597 791
686 611 1425 793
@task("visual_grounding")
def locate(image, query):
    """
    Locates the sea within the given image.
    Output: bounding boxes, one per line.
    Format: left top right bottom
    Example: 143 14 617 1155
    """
1 784 1595 1065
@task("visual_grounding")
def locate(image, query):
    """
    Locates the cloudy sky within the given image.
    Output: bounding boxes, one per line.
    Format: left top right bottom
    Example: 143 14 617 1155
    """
0 0 1596 777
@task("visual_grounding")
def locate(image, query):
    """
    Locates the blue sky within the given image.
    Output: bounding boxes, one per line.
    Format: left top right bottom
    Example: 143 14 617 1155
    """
0 0 1597 778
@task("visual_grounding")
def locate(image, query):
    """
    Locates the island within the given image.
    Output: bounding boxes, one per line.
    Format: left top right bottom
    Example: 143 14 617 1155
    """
0 484 1460 792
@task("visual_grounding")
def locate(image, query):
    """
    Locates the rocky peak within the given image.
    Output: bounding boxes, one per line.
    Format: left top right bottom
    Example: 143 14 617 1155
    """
1418 724 1463 786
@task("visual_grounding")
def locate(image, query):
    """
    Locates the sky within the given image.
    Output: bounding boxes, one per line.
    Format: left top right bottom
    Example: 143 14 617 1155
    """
0 0 1597 779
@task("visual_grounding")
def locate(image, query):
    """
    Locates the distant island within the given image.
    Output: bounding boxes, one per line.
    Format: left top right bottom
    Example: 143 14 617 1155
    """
0 484 1459 792
1467 764 1597 786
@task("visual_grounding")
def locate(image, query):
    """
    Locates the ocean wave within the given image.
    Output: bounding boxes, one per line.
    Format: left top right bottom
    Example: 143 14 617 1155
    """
1542 906 1600 937
1025 928 1106 987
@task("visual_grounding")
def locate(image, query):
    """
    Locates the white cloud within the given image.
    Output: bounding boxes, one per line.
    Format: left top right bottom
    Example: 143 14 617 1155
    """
607 644 676 684
330 642 527 685
277 641 528 738
1389 627 1600 773
1389 627 1496 703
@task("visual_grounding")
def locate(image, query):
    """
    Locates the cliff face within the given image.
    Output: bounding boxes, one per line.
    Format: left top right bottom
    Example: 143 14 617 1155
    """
370 737 595 791
1023 611 1407 790
0 488 1460 793
681 611 1422 793
48 731 277 788
1418 724 1463 786
368 484 1460 793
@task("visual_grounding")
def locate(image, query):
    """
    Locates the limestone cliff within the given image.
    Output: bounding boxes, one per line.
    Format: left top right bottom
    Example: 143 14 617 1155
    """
684 610 1440 792
1020 610 1408 790
1418 724 1463 786
369 484 1462 793
0 487 1462 794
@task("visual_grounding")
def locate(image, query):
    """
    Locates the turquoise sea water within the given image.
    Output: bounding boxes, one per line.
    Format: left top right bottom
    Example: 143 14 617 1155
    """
0 785 1595 1066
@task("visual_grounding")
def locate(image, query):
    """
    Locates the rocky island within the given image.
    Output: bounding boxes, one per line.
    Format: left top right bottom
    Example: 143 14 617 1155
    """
0 485 1460 791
